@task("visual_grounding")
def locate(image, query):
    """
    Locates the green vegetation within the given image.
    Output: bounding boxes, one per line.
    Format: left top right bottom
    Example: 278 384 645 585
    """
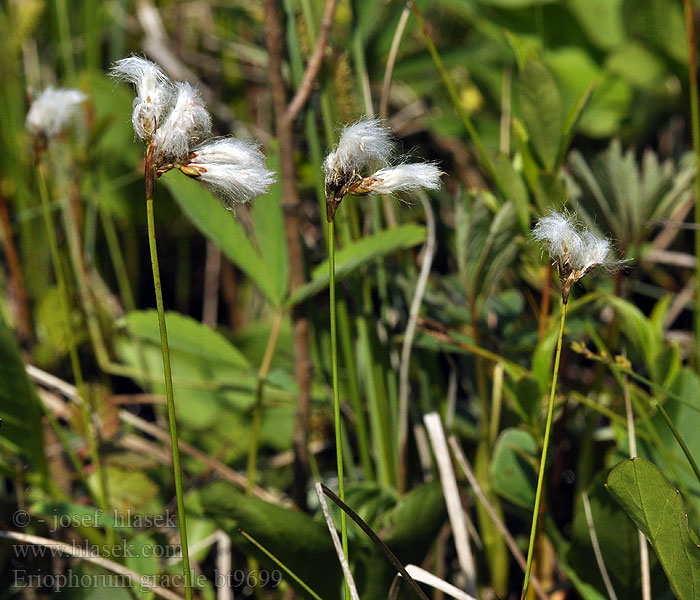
1 0 700 598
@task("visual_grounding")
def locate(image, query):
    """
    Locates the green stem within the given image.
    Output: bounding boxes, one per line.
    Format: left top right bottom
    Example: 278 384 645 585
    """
683 0 700 369
145 192 192 599
38 162 109 521
522 299 567 599
408 1 505 198
328 217 349 586
246 310 284 494
652 401 700 487
240 530 325 600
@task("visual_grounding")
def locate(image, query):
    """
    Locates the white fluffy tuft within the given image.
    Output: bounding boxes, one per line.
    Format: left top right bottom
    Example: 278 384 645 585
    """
532 211 621 279
324 118 394 187
152 81 211 161
111 56 173 140
184 138 274 207
360 163 442 194
26 87 87 138
188 137 265 168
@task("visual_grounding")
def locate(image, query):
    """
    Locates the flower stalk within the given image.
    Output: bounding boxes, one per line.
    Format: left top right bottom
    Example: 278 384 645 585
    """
144 154 193 597
521 297 567 599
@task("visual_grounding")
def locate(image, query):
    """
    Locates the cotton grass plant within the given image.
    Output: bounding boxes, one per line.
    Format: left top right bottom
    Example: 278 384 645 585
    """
111 56 273 598
322 117 441 572
523 210 623 598
25 85 113 533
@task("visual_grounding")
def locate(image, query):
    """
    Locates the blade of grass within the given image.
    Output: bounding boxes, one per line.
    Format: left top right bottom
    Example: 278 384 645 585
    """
319 483 429 600
314 483 360 600
683 0 700 369
408 1 505 198
240 530 325 600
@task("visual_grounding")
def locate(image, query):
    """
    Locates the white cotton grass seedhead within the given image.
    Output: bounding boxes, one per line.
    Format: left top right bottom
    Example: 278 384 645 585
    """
152 81 211 162
187 137 265 168
181 137 274 208
26 87 87 139
111 56 173 141
324 118 394 191
352 162 442 195
532 211 623 301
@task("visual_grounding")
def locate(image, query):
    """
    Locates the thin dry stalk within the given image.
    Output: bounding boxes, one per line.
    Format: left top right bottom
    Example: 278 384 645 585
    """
581 492 618 600
286 0 339 123
447 436 548 600
379 4 411 119
404 565 476 600
314 483 360 600
0 531 183 600
623 375 651 600
399 194 437 490
423 413 477 596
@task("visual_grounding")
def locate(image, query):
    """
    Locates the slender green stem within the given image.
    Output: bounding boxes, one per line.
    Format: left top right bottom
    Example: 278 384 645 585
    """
37 162 110 522
328 218 349 585
683 0 700 369
246 310 284 494
408 1 506 199
652 401 700 486
145 193 192 599
522 299 567 599
240 530 325 600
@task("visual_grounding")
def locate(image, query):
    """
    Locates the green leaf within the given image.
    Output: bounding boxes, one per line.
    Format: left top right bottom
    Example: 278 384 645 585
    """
0 320 46 473
557 81 595 168
565 0 625 51
199 481 342 600
519 58 564 172
567 474 667 599
115 311 257 431
491 428 537 509
287 223 426 306
162 172 285 306
511 376 542 431
607 458 700 599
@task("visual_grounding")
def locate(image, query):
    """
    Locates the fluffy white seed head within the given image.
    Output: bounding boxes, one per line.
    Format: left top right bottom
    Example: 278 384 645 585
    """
111 56 172 141
532 211 622 298
187 137 265 168
354 163 442 195
182 138 274 208
152 81 211 161
324 118 394 190
26 87 87 139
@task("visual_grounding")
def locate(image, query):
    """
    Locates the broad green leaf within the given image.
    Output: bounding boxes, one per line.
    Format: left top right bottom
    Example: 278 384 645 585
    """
557 81 595 169
126 534 159 600
287 224 426 306
199 481 342 600
519 58 564 172
0 320 46 474
607 458 700 599
603 295 661 375
492 154 531 232
115 311 257 431
532 324 559 393
567 474 667 599
162 172 284 306
381 481 446 561
606 42 665 88
491 428 537 509
546 47 632 138
631 368 700 500
511 376 542 431
566 0 625 51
